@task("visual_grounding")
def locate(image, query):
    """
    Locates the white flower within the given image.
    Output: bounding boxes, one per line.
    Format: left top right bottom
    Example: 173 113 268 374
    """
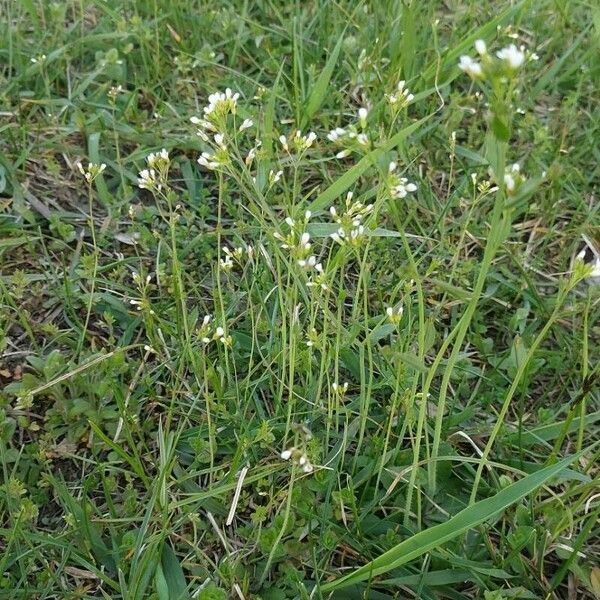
332 382 349 394
77 162 106 184
458 55 482 78
197 152 221 170
504 173 515 192
386 305 404 324
147 148 169 170
203 88 240 118
214 133 226 148
279 135 289 151
390 177 417 199
387 81 414 108
336 149 350 159
327 127 346 142
138 168 157 190
269 169 283 185
220 255 234 272
280 449 292 460
503 163 522 195
474 39 487 55
245 146 257 165
239 118 253 132
358 107 368 127
496 44 525 69
357 133 369 146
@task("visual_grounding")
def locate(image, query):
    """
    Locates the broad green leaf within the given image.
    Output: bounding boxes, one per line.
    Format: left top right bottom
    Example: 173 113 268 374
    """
321 451 582 590
160 542 188 599
155 564 169 600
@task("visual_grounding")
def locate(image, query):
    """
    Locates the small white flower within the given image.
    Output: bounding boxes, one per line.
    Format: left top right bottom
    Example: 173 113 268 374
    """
357 133 369 146
77 162 106 184
474 39 487 55
239 118 253 132
496 44 525 69
280 449 292 460
197 152 220 170
327 127 346 142
138 168 158 190
336 149 350 159
279 135 288 151
390 177 417 199
388 81 414 108
386 305 404 324
269 169 283 185
504 173 515 192
245 146 257 165
458 55 482 78
358 107 369 128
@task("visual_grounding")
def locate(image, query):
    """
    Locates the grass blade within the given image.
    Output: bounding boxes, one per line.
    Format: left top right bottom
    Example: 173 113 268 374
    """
321 451 583 590
308 115 432 212
301 30 345 128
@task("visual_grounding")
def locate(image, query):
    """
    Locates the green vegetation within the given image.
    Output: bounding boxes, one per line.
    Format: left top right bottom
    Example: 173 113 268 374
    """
1 1 599 598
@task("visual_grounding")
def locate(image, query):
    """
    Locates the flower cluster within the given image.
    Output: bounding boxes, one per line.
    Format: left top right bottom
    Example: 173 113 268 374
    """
268 169 283 186
329 192 373 246
387 161 417 199
190 88 244 172
274 213 313 262
459 39 532 80
279 130 317 153
331 381 349 398
386 80 415 111
220 245 253 272
76 162 106 184
503 163 525 196
280 447 314 473
203 88 239 120
326 107 371 158
138 149 170 191
386 304 404 325
197 314 232 346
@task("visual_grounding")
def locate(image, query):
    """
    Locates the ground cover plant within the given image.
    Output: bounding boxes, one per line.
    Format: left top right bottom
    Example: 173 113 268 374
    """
1 0 599 598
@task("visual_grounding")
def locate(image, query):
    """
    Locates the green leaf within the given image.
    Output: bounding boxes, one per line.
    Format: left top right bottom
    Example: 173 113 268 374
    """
504 411 600 447
307 115 432 212
160 542 188 599
155 564 170 600
301 31 345 127
490 115 510 143
321 451 582 590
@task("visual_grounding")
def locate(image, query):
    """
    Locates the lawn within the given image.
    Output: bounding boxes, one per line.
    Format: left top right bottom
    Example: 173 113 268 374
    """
1 1 599 598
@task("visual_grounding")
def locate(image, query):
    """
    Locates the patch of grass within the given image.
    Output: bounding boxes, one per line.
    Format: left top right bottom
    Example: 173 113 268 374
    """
1 1 599 599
